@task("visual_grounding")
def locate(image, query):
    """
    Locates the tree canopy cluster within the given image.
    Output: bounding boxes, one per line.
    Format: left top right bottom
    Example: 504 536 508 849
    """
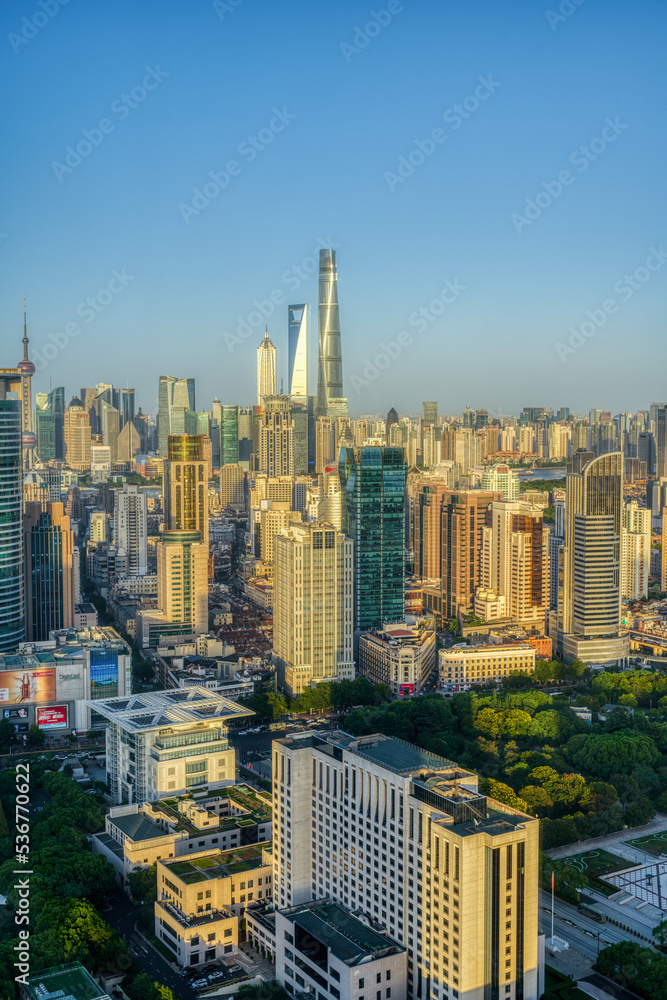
596 941 667 1000
0 763 173 1000
242 676 391 721
343 678 667 848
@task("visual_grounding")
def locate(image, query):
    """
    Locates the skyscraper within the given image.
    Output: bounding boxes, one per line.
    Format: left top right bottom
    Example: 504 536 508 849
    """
64 398 92 470
257 329 277 406
656 405 667 478
137 435 208 647
0 376 25 651
158 375 195 456
113 484 148 576
439 489 500 621
163 435 209 544
23 501 74 641
259 396 294 478
620 500 650 600
422 400 438 423
339 445 406 630
315 249 343 418
477 500 549 624
552 452 630 663
287 303 308 398
386 407 399 441
273 523 354 697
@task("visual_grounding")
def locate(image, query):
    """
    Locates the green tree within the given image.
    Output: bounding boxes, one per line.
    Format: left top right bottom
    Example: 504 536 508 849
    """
0 720 16 749
26 723 45 747
482 779 529 812
653 918 667 949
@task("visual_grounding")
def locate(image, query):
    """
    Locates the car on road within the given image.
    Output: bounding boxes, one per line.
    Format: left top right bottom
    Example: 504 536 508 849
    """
189 979 207 989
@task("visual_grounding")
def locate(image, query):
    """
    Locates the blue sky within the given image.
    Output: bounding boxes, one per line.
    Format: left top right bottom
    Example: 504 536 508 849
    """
1 0 665 417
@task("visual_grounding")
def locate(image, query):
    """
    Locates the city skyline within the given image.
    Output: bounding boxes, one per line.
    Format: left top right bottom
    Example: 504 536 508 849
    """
2 1 665 413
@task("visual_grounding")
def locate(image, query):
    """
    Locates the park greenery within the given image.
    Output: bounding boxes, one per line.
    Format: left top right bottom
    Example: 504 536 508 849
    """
342 664 667 848
240 676 391 721
0 763 171 1000
596 940 667 1000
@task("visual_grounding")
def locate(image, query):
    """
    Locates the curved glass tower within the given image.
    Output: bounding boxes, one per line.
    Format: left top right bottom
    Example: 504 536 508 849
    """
316 249 343 418
0 397 24 650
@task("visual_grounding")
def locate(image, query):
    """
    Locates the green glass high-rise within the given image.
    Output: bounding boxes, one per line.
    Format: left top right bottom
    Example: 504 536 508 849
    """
221 405 239 465
339 445 407 631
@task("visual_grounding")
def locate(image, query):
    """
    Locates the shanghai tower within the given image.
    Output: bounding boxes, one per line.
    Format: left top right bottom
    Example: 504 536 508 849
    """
315 249 343 418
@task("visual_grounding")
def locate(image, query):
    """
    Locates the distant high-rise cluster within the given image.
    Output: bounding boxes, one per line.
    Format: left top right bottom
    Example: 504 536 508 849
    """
2 265 665 1000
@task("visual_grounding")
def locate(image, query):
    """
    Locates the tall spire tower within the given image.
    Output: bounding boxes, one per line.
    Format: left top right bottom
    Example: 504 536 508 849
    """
256 328 277 406
17 299 37 470
316 249 343 419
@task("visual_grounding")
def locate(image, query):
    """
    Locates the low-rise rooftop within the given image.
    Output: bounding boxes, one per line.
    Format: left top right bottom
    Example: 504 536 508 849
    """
282 900 403 966
21 964 109 1000
162 842 271 884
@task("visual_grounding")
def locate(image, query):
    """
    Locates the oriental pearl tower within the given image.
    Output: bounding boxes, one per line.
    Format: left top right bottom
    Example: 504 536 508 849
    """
18 299 37 470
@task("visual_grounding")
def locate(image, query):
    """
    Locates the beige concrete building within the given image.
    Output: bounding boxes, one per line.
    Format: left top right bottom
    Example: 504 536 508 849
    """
156 841 273 967
477 501 549 626
273 523 354 697
92 784 273 883
89 687 249 804
621 500 651 600
315 415 334 474
272 731 543 1000
439 641 536 689
219 463 245 508
64 400 91 469
259 395 294 478
358 619 436 696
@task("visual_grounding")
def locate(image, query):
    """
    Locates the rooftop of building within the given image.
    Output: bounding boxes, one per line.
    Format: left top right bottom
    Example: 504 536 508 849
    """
21 964 109 1000
441 641 534 656
281 900 403 966
85 687 252 732
109 810 171 843
276 730 470 780
161 841 271 884
360 620 435 647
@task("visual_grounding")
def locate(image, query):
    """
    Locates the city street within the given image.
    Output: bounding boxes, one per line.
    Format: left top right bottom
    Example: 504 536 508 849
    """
104 888 199 997
538 890 654 961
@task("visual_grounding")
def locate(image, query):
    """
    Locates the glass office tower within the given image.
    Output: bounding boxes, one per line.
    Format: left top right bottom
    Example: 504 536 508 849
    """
339 445 407 630
0 397 24 650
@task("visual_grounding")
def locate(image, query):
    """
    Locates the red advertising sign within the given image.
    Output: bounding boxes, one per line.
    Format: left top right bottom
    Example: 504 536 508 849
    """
37 706 68 730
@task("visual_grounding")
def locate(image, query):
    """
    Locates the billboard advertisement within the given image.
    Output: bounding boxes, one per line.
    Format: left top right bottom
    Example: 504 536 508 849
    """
0 669 56 705
37 706 68 730
2 707 29 720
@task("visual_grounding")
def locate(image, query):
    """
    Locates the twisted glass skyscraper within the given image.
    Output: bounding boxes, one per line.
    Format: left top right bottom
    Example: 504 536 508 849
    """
316 249 343 418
